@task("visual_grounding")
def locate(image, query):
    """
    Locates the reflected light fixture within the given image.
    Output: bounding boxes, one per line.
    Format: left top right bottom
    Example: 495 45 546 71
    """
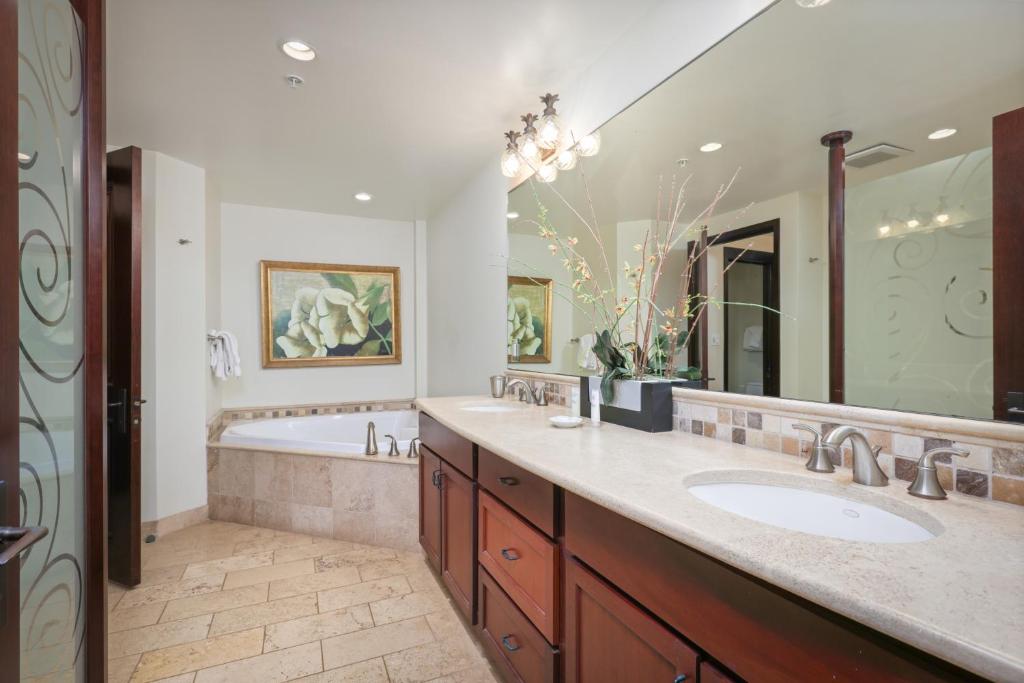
536 163 558 183
500 93 599 181
877 224 891 237
354 192 373 202
928 128 957 140
576 131 601 157
501 131 523 178
282 40 316 61
906 218 920 229
700 142 723 153
536 93 562 150
554 148 577 171
507 211 520 220
519 114 541 163
795 0 832 7
935 213 950 224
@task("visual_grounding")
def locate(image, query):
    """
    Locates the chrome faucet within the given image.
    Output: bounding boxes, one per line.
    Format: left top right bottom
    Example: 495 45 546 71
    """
505 379 547 405
365 421 378 456
908 446 968 499
794 424 834 473
821 426 888 486
407 437 421 459
383 434 401 457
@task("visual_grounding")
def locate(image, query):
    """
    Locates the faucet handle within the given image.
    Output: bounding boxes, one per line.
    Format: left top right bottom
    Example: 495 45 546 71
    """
384 434 400 457
794 424 834 474
908 447 968 499
793 423 822 440
407 437 421 459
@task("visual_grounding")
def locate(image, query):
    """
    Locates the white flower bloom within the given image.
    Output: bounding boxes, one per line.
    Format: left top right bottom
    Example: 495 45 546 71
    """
276 286 373 359
507 296 542 355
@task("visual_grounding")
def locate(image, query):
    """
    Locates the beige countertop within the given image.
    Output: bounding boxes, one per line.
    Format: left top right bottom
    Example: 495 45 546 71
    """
416 396 1024 682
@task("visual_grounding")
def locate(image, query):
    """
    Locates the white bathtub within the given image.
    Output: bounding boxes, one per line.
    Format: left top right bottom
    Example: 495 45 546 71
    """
219 410 419 456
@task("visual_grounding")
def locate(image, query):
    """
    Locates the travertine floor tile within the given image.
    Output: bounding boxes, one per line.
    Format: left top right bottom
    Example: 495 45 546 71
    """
318 575 411 613
208 594 318 636
314 547 396 572
356 557 429 582
267 566 362 600
119 575 226 609
193 641 322 683
223 559 314 590
109 614 213 658
274 540 362 564
108 654 141 683
161 584 268 623
321 617 435 670
136 564 188 587
369 591 447 626
132 627 264 682
264 604 374 651
426 665 499 683
233 533 314 555
109 602 167 632
383 636 483 683
295 658 388 682
183 551 275 579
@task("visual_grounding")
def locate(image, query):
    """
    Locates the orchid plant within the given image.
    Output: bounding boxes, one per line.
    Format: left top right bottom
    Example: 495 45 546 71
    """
517 161 766 403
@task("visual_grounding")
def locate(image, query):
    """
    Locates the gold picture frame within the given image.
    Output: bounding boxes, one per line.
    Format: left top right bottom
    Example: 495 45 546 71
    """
260 260 402 368
507 275 552 364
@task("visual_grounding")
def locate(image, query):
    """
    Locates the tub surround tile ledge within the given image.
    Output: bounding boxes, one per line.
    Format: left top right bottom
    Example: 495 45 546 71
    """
415 395 1024 683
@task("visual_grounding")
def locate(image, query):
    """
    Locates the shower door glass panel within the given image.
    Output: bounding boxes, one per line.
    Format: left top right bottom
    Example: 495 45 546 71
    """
18 0 87 679
845 150 993 419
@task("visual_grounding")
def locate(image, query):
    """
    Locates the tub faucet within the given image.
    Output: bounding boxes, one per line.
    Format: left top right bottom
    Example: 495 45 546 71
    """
821 425 888 487
407 437 421 459
365 421 378 456
384 434 401 457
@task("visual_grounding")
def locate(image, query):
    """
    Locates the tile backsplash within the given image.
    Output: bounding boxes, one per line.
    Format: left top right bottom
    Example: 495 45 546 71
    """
207 399 417 442
503 371 1024 508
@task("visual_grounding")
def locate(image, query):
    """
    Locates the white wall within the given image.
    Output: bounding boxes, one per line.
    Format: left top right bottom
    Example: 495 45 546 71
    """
140 150 208 521
218 203 417 408
205 177 222 420
425 0 775 396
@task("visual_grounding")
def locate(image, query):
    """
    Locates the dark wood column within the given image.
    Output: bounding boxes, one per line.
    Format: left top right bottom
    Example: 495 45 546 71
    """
821 130 852 404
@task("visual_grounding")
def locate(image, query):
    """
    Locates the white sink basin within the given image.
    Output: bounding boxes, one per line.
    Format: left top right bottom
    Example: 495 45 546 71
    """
688 481 936 543
460 403 523 413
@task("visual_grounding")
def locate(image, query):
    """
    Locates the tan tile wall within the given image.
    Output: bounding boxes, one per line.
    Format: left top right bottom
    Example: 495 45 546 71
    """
207 399 417 442
505 372 1024 509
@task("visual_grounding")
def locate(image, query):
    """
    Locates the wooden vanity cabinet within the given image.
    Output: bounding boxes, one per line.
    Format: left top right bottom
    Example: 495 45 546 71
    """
441 460 477 621
418 445 442 572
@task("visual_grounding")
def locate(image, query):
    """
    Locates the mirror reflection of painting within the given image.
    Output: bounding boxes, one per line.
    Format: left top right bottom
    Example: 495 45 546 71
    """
261 260 401 368
507 276 552 364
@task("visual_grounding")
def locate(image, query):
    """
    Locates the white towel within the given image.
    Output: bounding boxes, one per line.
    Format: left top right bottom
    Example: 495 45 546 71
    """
577 333 598 371
209 329 242 380
742 326 763 352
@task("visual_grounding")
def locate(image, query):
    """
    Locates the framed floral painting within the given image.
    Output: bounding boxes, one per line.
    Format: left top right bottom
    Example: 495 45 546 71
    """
260 260 401 368
507 275 552 363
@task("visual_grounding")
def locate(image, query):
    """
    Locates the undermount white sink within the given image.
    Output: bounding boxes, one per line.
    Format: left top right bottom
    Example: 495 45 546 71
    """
460 403 523 413
688 481 937 544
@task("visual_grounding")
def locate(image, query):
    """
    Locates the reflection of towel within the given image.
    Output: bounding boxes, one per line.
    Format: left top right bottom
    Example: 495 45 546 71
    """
210 330 242 380
743 326 763 351
577 333 598 370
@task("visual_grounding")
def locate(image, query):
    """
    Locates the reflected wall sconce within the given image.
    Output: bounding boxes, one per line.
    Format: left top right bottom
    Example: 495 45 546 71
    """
501 92 600 182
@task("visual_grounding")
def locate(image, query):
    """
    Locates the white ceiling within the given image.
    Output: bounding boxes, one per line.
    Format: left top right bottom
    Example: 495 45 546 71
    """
509 0 1024 230
106 0 663 220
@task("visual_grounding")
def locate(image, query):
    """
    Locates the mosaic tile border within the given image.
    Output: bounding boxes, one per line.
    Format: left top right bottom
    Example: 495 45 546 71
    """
207 399 417 442
504 371 1024 509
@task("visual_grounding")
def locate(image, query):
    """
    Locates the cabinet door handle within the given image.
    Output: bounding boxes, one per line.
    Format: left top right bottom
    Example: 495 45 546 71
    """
431 469 441 488
497 476 519 486
501 635 521 652
500 548 520 561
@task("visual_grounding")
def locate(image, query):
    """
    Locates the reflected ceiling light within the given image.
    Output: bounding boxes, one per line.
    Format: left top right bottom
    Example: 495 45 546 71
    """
576 131 601 157
354 192 373 202
17 152 30 162
518 114 541 163
928 128 957 140
554 148 577 171
536 163 558 184
506 211 519 220
795 0 832 7
699 142 723 153
501 131 523 178
935 213 950 224
906 218 920 229
536 93 562 150
500 93 598 180
282 40 316 61
877 224 891 237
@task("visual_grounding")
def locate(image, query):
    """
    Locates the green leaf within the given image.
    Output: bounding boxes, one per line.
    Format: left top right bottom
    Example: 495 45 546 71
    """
324 273 358 296
362 283 386 309
355 340 382 357
371 302 390 326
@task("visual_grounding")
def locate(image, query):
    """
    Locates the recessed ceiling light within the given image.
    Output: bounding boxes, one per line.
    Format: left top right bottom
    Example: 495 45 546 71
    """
699 142 723 153
354 192 373 202
17 152 30 162
282 40 316 62
928 128 957 140
795 0 832 7
506 211 520 220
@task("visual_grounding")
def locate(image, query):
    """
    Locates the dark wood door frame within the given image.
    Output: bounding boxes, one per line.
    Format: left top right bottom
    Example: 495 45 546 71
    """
821 130 852 405
722 247 778 397
107 146 142 586
993 107 1024 422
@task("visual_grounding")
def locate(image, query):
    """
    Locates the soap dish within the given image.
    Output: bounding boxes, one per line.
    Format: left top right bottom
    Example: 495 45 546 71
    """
549 415 584 429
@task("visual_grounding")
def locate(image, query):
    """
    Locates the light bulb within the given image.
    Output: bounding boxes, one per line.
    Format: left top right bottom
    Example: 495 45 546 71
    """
928 128 957 140
576 131 601 157
878 224 891 237
282 40 316 62
536 163 558 183
554 148 577 171
519 137 540 162
699 142 723 153
936 213 950 224
537 93 562 150
501 148 522 178
506 211 520 220
906 219 920 229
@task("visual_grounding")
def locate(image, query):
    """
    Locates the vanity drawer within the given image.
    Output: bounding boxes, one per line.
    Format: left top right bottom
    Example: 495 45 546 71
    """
478 568 557 683
479 491 559 643
419 411 474 478
478 447 556 537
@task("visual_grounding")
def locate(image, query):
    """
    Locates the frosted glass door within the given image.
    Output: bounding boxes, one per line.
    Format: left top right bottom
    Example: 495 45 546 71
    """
18 0 87 679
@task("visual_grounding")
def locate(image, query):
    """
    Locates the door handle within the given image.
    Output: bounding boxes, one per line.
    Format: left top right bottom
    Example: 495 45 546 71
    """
0 526 49 566
133 398 148 407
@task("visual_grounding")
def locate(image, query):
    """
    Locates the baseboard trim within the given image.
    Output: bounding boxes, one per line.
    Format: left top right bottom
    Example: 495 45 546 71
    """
141 504 209 540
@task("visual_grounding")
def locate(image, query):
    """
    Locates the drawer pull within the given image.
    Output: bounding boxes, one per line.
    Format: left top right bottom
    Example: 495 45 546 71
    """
501 635 521 652
673 676 687 683
500 547 520 561
431 469 441 488
497 476 520 486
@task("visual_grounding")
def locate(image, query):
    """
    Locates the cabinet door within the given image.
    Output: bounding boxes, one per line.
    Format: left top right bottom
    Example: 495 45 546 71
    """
419 446 442 572
441 460 477 622
565 558 698 683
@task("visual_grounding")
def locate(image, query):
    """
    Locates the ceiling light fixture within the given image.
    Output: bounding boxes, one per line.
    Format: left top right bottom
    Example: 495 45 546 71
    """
354 192 373 202
554 148 577 171
499 92 601 182
536 93 562 150
536 163 558 184
576 131 601 157
506 211 520 220
282 40 316 62
928 128 957 140
795 0 832 7
699 142 723 153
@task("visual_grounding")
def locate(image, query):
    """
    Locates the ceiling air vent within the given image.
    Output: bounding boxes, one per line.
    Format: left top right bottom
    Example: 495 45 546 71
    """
846 143 913 168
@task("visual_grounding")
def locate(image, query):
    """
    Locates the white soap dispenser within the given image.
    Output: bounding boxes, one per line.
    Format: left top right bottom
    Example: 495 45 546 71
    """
590 388 601 425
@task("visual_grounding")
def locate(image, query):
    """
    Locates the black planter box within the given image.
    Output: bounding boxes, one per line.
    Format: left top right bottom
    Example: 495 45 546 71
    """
579 377 683 432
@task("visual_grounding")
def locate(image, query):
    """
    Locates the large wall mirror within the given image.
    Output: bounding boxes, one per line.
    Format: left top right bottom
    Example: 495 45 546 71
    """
506 0 1024 422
